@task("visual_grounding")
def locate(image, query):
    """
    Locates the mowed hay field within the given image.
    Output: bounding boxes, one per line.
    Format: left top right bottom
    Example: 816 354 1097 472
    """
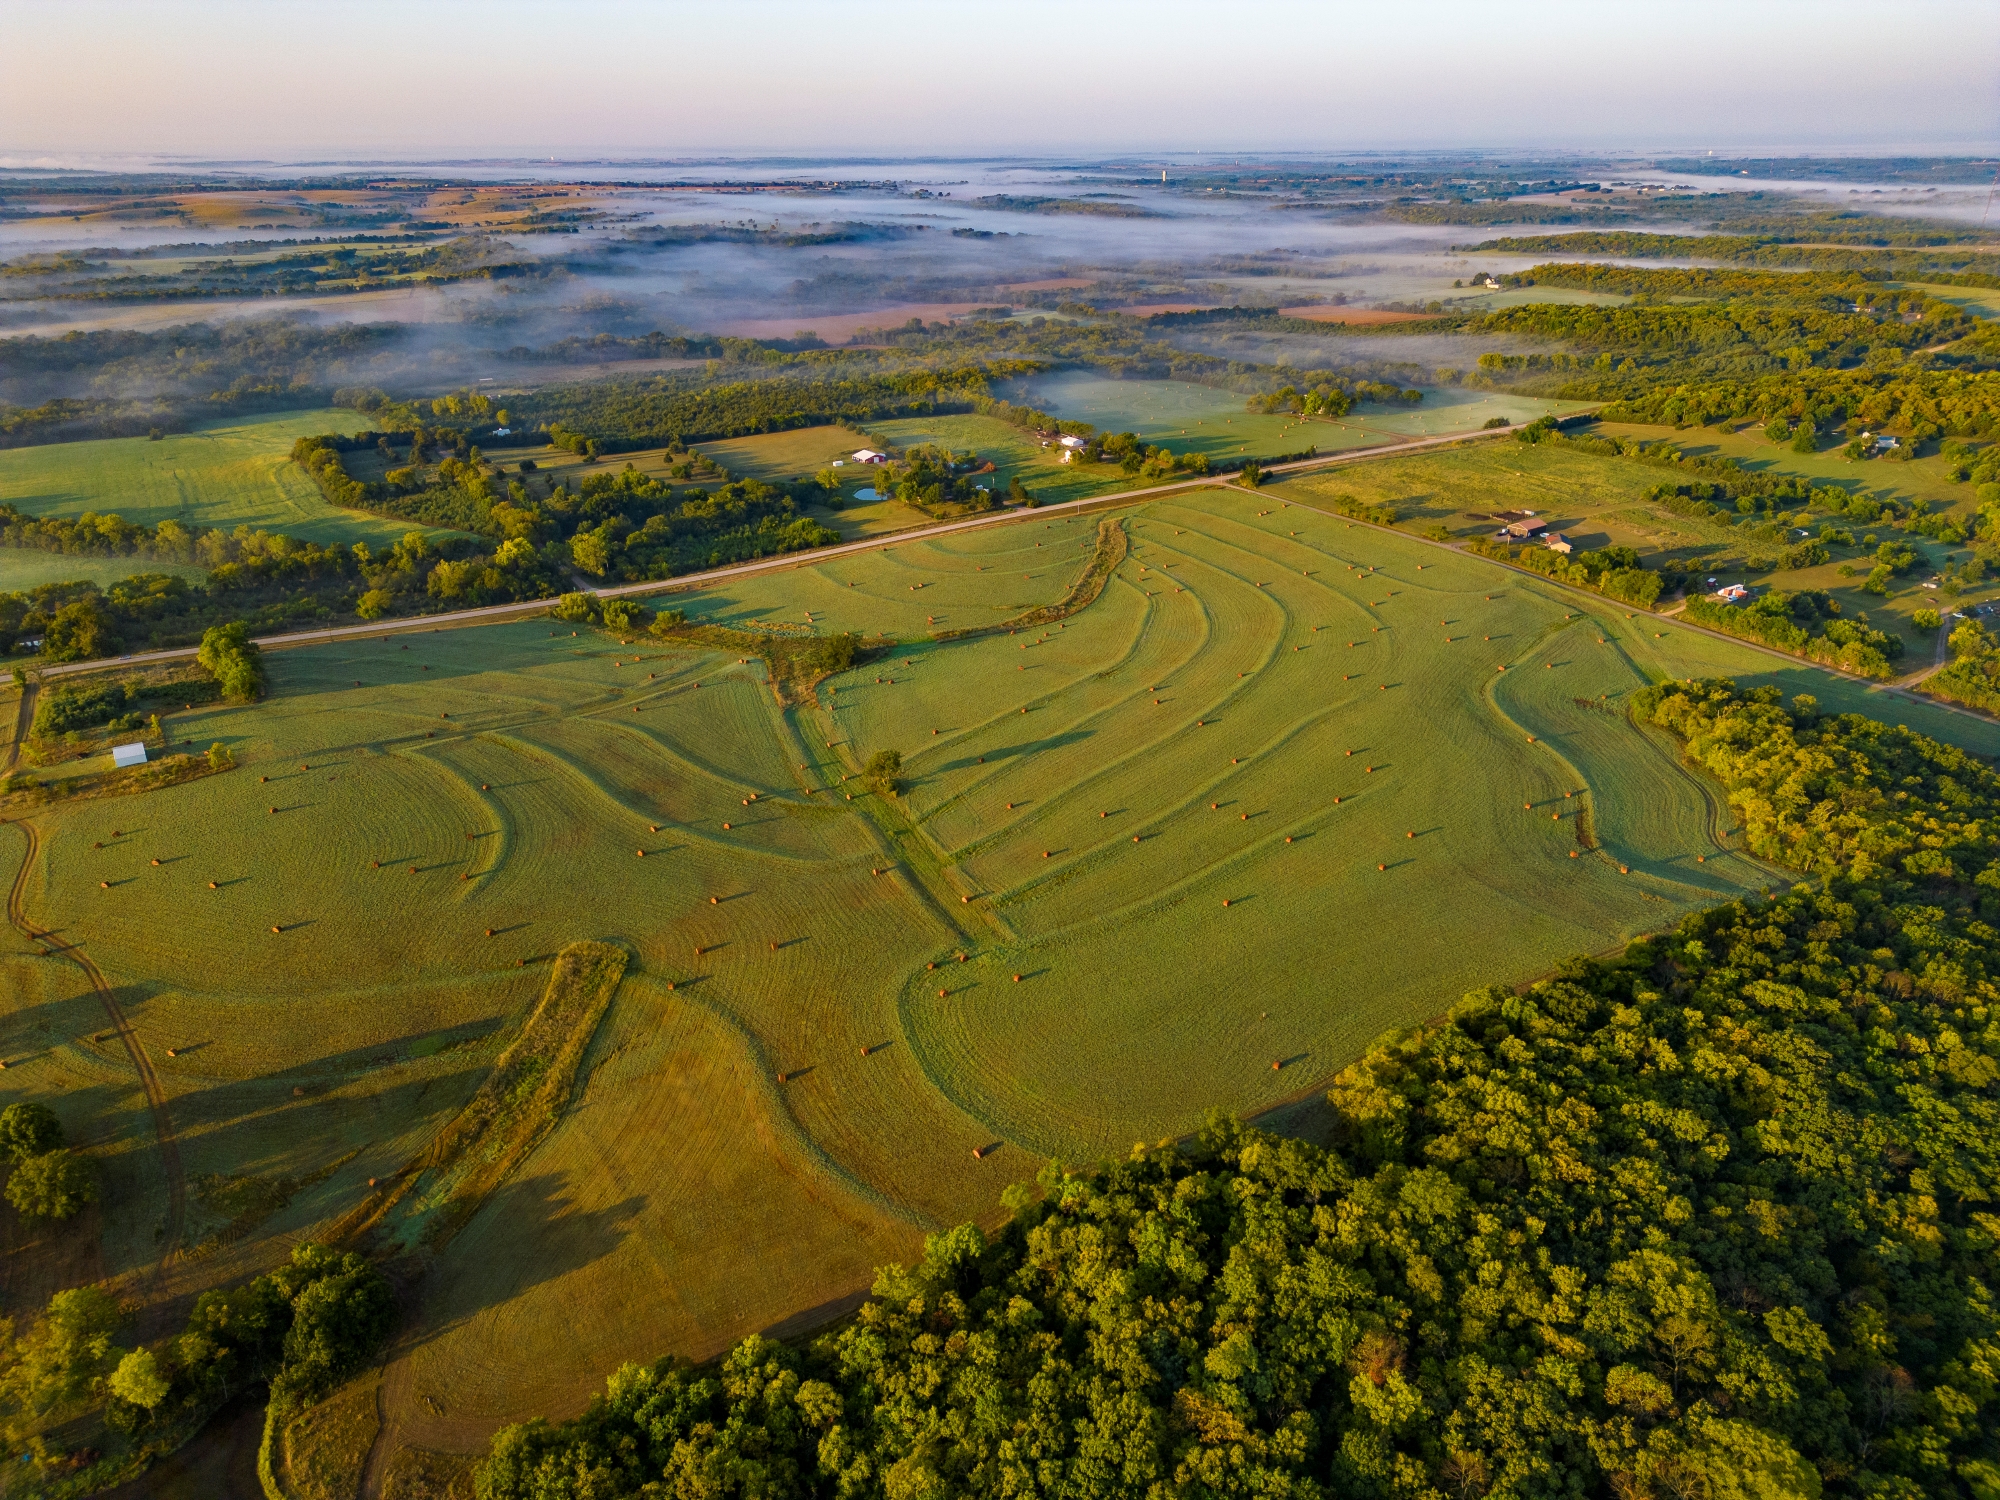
11 479 2000 1455
0 410 451 559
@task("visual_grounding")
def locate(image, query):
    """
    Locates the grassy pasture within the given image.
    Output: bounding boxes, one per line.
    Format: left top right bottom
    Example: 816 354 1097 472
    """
0 551 208 594
1019 372 1349 460
1278 435 1975 662
0 410 453 553
9 471 1999 1459
866 412 1136 507
1018 371 1588 460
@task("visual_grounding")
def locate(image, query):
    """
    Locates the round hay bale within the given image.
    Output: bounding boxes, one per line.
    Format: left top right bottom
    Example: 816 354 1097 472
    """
166 1047 177 1058
151 858 160 867
1222 898 1231 907
1570 850 1578 858
1378 863 1386 871
99 880 109 889
722 822 731 830
1271 1059 1281 1071
208 881 217 890
270 924 280 933
777 1072 788 1084
961 894 970 903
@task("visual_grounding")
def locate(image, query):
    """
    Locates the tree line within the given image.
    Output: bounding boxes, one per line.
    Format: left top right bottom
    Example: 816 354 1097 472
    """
1683 588 1905 677
476 679 2000 1500
1470 233 2000 285
0 1243 392 1491
0 519 557 662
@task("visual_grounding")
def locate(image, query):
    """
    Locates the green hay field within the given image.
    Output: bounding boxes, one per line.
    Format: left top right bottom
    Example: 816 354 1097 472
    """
0 551 208 594
9 471 1998 1460
1279 436 1974 661
0 410 454 553
1018 371 1588 462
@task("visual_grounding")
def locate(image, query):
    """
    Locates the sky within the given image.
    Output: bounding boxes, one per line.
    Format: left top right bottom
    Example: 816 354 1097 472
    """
3 0 1997 161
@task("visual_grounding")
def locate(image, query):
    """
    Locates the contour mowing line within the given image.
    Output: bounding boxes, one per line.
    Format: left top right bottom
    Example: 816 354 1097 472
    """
914 573 1236 859
562 680 793 796
599 969 938 1233
429 736 519 901
1149 492 1429 588
648 976 944 1232
1532 606 1778 883
901 576 1191 814
1626 713 1790 888
1140 515 1396 647
787 697 998 947
888 567 1201 798
378 737 512 874
930 541 1325 844
973 684 1378 896
4 818 187 1281
954 784 1411 955
1481 623 1760 898
480 729 827 869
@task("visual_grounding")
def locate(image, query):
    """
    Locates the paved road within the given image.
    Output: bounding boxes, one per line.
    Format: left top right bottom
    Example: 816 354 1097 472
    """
34 422 1522 680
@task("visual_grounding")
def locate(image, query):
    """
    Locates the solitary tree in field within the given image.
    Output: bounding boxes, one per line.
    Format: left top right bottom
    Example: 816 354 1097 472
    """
865 749 903 796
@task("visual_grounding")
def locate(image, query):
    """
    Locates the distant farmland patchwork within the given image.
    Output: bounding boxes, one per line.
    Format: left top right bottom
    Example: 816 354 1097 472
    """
7 481 1992 1459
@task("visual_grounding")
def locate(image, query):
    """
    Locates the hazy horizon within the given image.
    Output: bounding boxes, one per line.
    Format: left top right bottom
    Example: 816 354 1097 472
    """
4 0 1996 160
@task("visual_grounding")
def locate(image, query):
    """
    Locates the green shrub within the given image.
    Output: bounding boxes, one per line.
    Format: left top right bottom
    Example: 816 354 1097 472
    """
600 598 649 632
31 680 128 737
197 620 265 703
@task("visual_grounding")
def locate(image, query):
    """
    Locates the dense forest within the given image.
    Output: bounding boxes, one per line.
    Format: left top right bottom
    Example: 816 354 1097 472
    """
293 432 843 584
478 680 2000 1500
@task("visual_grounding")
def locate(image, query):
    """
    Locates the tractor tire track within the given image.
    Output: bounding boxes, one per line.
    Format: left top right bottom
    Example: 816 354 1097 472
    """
2 683 32 774
5 819 185 1280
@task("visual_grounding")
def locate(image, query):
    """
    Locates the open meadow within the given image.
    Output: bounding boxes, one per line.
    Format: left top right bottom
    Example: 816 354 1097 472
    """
0 411 451 566
1291 432 1975 661
1018 370 1590 460
7 476 2000 1469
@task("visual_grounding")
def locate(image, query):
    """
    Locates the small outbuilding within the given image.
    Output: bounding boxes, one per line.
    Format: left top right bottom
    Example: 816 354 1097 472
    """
111 742 148 769
1714 583 1752 604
